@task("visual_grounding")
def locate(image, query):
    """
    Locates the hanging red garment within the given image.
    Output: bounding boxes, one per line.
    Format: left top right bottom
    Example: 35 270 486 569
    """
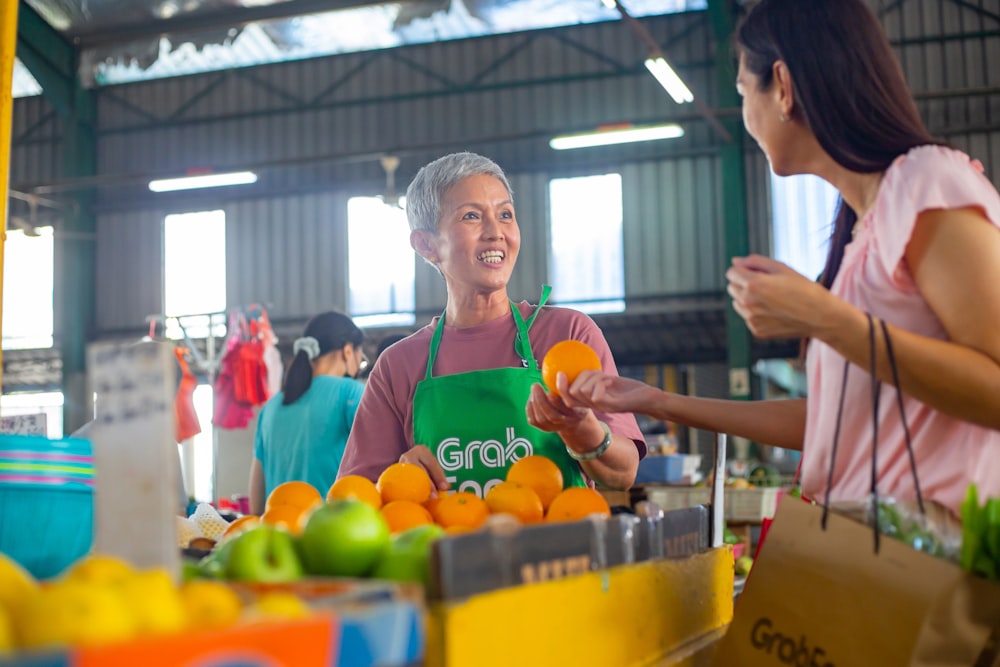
212 316 258 429
233 335 269 406
174 346 202 441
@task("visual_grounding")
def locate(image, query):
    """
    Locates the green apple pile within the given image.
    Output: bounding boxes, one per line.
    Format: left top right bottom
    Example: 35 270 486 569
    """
192 499 445 586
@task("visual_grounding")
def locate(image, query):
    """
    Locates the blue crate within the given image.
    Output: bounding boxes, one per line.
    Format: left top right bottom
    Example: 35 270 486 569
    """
0 435 94 580
337 600 423 667
635 455 687 485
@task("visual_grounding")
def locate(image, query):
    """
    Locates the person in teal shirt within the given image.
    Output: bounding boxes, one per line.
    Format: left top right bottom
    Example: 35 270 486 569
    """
249 311 367 514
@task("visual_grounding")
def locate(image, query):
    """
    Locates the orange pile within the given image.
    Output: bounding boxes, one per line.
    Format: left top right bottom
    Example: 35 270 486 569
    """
260 481 324 535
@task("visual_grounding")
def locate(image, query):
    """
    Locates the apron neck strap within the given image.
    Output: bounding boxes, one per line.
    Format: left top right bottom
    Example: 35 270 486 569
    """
424 286 552 380
513 285 551 370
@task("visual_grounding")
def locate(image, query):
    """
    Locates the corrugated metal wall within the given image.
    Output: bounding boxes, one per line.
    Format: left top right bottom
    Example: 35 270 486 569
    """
8 0 1000 346
95 209 165 332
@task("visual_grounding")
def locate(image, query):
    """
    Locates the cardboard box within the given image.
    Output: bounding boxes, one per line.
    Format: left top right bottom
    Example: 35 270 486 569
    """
431 506 710 600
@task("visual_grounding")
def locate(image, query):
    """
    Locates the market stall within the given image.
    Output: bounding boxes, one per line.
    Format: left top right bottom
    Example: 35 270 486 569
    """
0 339 736 667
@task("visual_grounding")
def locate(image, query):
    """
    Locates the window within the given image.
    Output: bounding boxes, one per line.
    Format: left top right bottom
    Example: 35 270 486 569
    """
549 174 625 314
770 173 839 280
348 197 415 327
163 210 227 502
163 210 227 339
2 226 54 350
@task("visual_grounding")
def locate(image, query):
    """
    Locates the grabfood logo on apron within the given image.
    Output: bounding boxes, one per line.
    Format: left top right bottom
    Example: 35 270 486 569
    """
437 427 533 497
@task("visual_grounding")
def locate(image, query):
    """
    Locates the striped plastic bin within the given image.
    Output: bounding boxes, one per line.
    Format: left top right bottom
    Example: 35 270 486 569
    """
0 435 94 579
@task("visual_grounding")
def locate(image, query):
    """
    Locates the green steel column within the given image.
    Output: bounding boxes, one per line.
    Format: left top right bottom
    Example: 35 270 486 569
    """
17 2 96 432
58 84 96 434
707 0 752 401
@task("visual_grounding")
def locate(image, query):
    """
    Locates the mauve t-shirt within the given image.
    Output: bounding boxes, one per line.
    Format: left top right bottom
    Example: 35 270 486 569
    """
803 145 1000 515
338 302 646 482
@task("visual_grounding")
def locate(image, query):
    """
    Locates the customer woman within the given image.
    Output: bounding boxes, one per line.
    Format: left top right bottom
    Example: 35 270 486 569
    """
338 152 643 497
552 0 1000 517
249 311 367 514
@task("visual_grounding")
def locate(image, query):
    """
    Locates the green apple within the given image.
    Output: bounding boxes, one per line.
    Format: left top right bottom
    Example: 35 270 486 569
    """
372 523 445 586
225 525 304 583
735 555 754 577
196 537 236 580
298 499 390 577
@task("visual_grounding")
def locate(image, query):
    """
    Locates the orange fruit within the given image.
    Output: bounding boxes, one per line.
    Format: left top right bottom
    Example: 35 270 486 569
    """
327 475 383 509
380 500 434 534
265 481 323 512
541 340 601 396
220 515 260 541
377 462 434 505
506 455 564 510
485 482 544 524
423 495 443 517
432 492 489 530
261 504 311 535
544 487 611 523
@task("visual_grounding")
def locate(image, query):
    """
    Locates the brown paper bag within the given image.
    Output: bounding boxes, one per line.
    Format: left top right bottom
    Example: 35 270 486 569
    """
712 496 1000 666
910 569 1000 666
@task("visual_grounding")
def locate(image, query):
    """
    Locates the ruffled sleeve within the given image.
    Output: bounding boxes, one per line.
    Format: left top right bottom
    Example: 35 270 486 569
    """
873 145 1000 282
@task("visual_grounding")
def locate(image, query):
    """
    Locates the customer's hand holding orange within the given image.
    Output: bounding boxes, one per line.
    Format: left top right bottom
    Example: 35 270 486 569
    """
527 340 602 434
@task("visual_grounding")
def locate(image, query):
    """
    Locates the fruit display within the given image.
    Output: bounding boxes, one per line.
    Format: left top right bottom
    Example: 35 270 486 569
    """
0 550 321 654
186 458 615 590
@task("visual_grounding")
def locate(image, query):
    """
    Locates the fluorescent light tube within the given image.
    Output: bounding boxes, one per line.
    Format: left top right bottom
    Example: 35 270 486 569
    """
644 56 694 104
550 124 684 150
149 171 258 192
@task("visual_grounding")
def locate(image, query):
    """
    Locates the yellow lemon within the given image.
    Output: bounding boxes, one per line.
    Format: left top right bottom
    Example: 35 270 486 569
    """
0 552 39 616
243 592 310 623
179 580 243 631
119 569 188 637
0 606 14 654
16 580 137 649
63 553 135 587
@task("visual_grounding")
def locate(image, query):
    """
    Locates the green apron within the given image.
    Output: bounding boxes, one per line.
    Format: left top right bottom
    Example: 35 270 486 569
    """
412 288 587 498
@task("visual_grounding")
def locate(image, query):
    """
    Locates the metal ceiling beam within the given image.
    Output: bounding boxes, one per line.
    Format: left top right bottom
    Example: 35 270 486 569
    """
72 0 406 48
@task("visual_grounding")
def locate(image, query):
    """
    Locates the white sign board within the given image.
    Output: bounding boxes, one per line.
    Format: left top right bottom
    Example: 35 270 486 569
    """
0 413 48 435
87 341 180 576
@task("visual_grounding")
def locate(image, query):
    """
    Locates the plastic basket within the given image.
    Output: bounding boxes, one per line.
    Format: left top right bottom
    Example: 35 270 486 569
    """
642 486 785 522
725 487 784 522
0 435 94 579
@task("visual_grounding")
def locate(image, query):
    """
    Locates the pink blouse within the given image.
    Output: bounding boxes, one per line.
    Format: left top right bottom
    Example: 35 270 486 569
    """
803 145 1000 515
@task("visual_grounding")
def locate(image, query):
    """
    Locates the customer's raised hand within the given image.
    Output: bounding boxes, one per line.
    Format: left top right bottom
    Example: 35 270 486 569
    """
725 254 836 339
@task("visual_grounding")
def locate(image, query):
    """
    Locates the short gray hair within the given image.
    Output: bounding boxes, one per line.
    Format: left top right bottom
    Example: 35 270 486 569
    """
405 152 514 233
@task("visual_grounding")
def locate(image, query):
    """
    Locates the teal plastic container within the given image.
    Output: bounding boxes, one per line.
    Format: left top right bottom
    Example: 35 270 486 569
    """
0 435 94 579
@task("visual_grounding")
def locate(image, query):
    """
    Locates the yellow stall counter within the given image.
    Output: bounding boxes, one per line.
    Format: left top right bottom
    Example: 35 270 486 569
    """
427 547 734 667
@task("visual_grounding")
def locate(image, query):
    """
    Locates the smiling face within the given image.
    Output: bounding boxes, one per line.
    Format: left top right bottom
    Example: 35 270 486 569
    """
415 173 520 301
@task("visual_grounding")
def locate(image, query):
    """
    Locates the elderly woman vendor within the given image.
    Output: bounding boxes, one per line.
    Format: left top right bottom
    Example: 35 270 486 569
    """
338 152 644 496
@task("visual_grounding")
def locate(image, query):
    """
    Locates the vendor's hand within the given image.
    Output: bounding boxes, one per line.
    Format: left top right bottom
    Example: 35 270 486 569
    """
526 381 591 433
559 370 658 415
725 255 836 339
399 444 451 493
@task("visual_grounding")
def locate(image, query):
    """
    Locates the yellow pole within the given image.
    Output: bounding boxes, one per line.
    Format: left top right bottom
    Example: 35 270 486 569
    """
0 0 17 394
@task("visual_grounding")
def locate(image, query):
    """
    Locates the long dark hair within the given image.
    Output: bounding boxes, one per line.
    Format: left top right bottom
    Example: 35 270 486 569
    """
737 0 945 289
282 311 364 405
